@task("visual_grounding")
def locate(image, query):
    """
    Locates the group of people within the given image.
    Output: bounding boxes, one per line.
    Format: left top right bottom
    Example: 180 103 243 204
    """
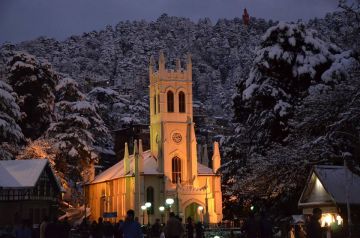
79 210 204 238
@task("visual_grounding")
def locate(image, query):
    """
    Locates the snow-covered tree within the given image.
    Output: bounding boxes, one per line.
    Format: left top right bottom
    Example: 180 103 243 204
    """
221 22 357 217
7 51 58 139
0 79 24 159
47 77 108 189
234 22 354 144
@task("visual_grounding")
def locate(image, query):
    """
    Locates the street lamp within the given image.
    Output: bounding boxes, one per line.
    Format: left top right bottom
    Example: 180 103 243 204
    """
145 202 152 225
198 206 204 223
159 206 165 224
165 198 174 211
141 205 147 225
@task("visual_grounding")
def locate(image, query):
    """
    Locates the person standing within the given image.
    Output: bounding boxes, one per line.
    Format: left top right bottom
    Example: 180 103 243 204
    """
306 208 323 238
151 219 162 238
186 217 194 238
195 221 204 238
40 216 49 238
123 210 143 238
164 212 184 238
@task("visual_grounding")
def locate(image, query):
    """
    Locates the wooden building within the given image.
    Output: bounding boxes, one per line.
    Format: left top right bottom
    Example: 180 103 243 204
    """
298 165 360 233
0 159 62 226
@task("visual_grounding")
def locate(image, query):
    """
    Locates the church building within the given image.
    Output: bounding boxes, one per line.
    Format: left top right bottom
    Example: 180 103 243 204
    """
85 51 223 224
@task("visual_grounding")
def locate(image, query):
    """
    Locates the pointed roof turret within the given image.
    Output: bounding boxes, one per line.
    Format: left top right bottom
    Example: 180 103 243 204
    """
159 50 165 71
149 55 155 73
138 139 144 174
124 142 130 175
175 58 181 71
202 144 209 167
212 141 221 173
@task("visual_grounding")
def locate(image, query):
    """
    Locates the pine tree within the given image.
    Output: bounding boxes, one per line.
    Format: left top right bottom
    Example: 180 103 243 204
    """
0 79 24 159
234 22 354 145
7 51 58 139
47 77 108 189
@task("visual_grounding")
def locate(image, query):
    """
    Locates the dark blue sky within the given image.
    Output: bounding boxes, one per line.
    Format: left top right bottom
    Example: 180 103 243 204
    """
0 0 340 44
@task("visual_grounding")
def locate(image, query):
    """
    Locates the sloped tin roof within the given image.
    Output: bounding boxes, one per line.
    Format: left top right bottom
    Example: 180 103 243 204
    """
299 165 360 206
91 150 215 184
0 159 49 189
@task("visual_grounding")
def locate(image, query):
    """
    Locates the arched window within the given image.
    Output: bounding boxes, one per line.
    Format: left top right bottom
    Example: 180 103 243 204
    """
157 94 160 113
167 91 174 112
172 157 181 184
179 91 186 113
153 94 156 114
146 187 154 214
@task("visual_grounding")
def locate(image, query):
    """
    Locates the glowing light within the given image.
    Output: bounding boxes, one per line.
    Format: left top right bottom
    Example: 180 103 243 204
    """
166 198 174 205
145 202 152 208
321 213 335 227
159 206 165 212
141 205 146 211
198 206 204 211
214 236 220 238
336 215 343 225
250 205 254 211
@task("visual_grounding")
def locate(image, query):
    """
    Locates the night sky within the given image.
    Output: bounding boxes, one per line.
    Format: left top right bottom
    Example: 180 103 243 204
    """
0 0 340 44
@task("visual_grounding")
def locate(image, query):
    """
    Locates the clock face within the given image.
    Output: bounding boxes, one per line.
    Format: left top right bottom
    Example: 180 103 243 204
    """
172 132 182 143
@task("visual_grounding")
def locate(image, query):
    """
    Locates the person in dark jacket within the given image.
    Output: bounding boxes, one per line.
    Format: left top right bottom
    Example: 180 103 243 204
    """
195 221 204 238
306 208 323 238
186 217 194 238
241 213 259 238
151 219 162 238
123 209 143 238
103 221 114 238
164 212 184 238
259 211 272 238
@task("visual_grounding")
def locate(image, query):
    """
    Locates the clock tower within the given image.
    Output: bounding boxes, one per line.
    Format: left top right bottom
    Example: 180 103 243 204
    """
149 51 198 187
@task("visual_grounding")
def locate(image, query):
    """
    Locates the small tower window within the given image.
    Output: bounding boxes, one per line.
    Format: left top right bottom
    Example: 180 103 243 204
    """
154 95 156 114
172 156 181 184
179 91 186 113
167 91 174 112
146 186 154 214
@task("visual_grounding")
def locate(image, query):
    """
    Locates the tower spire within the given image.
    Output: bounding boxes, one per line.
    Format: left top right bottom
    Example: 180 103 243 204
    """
124 142 130 175
212 141 221 173
175 58 181 71
138 139 144 174
149 55 155 74
159 50 165 72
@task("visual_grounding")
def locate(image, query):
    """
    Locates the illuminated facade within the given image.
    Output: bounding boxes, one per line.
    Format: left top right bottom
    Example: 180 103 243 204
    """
86 51 223 223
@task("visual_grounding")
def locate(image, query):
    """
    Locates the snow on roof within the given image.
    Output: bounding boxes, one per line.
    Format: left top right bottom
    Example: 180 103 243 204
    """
299 165 360 206
91 150 215 184
0 159 48 189
198 163 214 175
314 165 360 205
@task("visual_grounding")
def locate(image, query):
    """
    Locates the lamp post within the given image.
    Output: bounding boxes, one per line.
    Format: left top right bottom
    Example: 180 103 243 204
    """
159 206 165 224
198 206 204 223
165 198 174 211
141 205 146 225
145 202 152 225
166 198 174 222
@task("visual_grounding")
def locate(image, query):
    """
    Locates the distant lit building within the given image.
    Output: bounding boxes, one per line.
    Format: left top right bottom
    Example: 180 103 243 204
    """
85 52 223 224
0 159 62 226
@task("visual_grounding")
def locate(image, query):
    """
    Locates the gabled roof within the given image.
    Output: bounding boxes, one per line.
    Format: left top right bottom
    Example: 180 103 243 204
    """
90 150 216 184
0 159 49 189
299 165 360 207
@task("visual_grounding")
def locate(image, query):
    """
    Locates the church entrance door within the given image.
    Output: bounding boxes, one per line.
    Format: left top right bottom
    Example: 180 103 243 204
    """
184 202 203 223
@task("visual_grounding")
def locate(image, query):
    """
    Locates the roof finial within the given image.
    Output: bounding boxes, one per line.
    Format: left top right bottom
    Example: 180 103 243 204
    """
176 58 181 71
159 50 165 71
